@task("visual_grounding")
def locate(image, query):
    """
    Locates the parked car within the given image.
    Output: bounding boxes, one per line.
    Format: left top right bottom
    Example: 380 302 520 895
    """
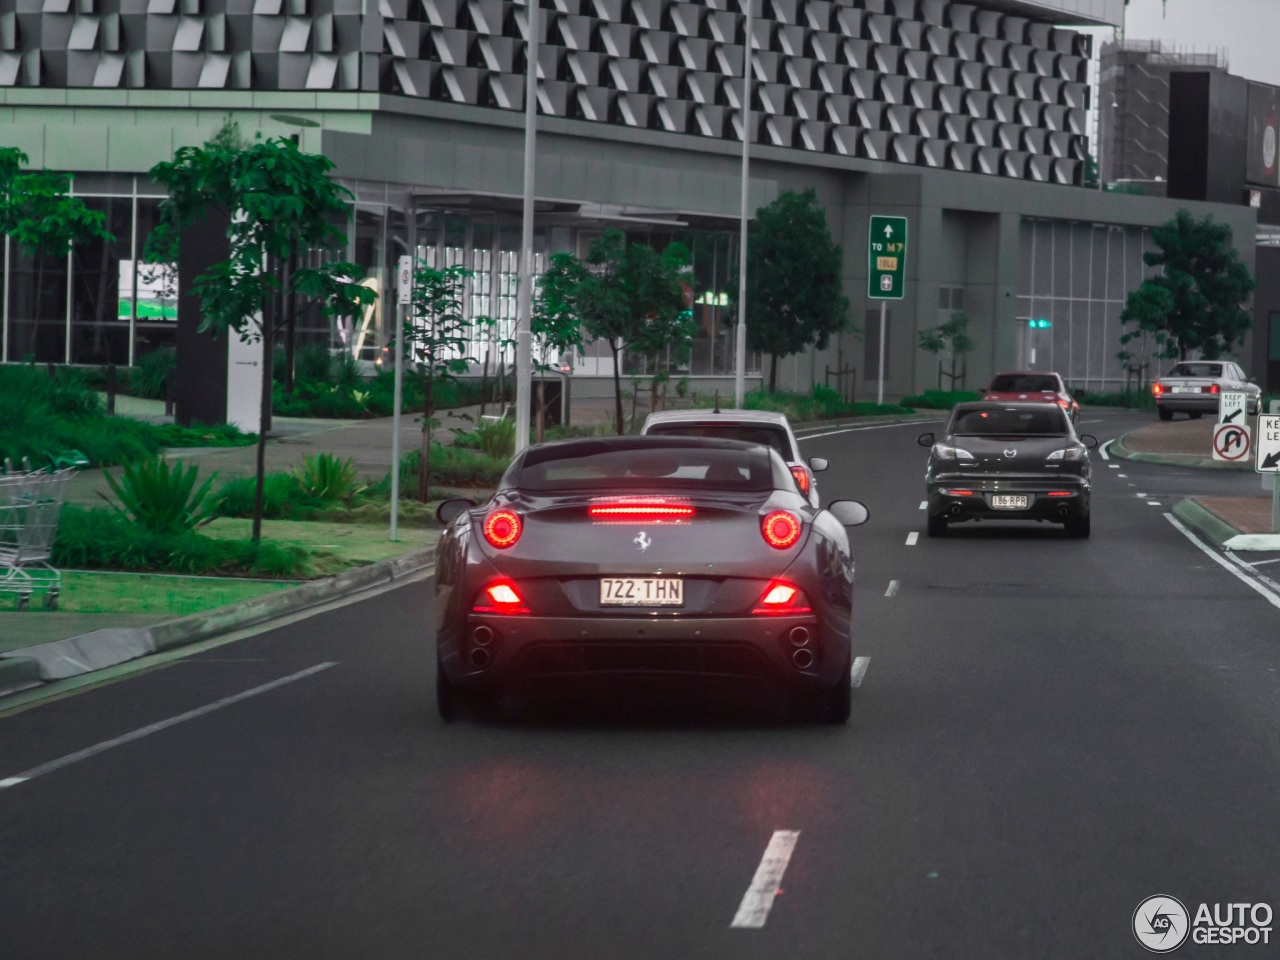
640 409 828 508
918 401 1098 539
980 371 1079 423
1151 361 1262 421
433 436 870 723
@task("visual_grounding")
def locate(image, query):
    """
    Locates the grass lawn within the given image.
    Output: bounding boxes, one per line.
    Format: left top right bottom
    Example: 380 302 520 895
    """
6 571 293 619
201 518 440 576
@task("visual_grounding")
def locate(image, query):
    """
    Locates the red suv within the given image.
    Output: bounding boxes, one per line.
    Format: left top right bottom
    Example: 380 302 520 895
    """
980 372 1079 423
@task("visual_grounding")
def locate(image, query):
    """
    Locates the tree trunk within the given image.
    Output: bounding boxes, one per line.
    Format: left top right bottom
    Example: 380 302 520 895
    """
418 370 433 502
283 254 296 396
611 342 625 435
252 321 273 544
769 353 778 394
536 378 546 444
479 343 491 417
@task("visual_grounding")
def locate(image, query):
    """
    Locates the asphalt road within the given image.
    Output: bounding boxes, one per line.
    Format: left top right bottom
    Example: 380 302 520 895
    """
2 408 1278 959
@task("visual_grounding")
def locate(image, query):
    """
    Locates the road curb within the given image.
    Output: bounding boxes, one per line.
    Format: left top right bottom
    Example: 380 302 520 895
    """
1171 499 1242 549
1109 431 1251 470
0 546 437 697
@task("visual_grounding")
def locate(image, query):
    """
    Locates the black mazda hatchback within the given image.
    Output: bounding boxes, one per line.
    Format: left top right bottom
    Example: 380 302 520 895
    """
918 402 1099 539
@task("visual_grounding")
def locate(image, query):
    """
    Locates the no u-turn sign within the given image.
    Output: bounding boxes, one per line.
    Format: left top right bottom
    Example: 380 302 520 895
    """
1212 422 1252 462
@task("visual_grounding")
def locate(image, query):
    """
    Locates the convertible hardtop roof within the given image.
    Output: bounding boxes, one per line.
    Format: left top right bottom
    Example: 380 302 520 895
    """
523 433 773 464
643 409 792 427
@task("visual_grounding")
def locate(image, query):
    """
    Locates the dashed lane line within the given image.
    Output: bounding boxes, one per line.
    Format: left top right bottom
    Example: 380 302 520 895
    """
0 662 338 790
1165 515 1280 611
731 831 801 929
919 500 928 510
851 657 871 688
906 532 919 546
1147 501 1162 506
796 420 943 442
885 580 900 597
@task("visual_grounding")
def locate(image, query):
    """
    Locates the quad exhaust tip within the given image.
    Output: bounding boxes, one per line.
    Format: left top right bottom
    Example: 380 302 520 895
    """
472 625 494 646
792 648 815 670
789 626 810 647
469 647 491 669
949 504 962 516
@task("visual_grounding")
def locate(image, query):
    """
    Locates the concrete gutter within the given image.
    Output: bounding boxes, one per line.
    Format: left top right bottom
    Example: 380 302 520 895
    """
1108 432 1252 470
0 546 436 698
1172 499 1280 552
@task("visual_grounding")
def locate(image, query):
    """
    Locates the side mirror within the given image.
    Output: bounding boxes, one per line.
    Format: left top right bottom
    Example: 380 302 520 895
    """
435 498 477 525
809 456 829 473
1079 434 1099 450
917 432 936 447
827 500 870 527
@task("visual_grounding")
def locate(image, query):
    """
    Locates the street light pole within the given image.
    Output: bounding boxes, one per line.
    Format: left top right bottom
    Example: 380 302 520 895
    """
734 0 753 408
515 0 540 453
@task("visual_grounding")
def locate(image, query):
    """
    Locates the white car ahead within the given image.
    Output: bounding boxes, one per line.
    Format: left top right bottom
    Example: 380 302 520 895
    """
640 408 828 509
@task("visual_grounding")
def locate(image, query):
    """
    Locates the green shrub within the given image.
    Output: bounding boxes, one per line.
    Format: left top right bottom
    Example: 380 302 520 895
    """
1075 389 1157 411
130 347 176 400
212 473 303 519
395 444 510 490
103 457 217 534
899 390 982 409
154 422 256 448
54 506 309 578
296 343 335 381
293 452 363 501
475 417 516 459
693 385 914 422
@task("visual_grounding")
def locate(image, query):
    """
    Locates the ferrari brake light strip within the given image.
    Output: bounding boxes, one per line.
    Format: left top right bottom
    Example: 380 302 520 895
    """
730 830 800 929
0 662 337 790
1165 515 1280 611
851 657 871 688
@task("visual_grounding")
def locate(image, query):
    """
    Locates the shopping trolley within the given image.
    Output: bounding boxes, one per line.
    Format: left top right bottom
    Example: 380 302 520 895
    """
0 459 77 610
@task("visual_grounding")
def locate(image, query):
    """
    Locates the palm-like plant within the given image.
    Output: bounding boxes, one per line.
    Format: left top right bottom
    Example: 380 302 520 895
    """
292 452 363 502
102 457 216 534
475 417 516 459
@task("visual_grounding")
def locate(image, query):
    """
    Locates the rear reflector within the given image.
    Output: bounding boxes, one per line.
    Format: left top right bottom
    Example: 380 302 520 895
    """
942 489 975 497
588 502 695 521
1046 491 1074 497
789 465 811 494
1152 383 1163 395
761 511 802 549
752 580 812 615
472 580 530 615
483 510 522 548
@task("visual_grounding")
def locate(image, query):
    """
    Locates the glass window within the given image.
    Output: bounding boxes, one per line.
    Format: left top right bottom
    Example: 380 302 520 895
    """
644 422 793 458
1168 363 1223 378
951 407 1071 435
516 439 784 492
989 374 1060 392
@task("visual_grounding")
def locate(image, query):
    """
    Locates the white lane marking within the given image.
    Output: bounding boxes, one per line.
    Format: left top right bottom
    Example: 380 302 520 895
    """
906 532 919 546
1165 515 1280 611
919 500 928 510
0 663 337 789
1147 501 1161 506
1117 473 1127 478
730 831 800 929
797 420 943 441
1079 419 1104 424
1247 557 1280 566
885 580 900 597
1099 440 1112 460
1225 552 1280 591
1136 492 1148 498
1108 464 1121 469
851 657 871 688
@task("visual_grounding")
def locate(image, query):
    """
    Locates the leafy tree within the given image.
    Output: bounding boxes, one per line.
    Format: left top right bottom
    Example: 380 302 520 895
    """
737 188 849 393
148 122 374 541
0 147 113 348
530 263 586 442
537 229 688 434
1119 209 1255 363
918 311 976 390
406 264 480 500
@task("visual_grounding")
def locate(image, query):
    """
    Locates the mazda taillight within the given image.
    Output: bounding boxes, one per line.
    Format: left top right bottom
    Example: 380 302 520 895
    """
789 465 811 495
472 580 529 615
761 510 802 549
482 509 522 548
751 580 812 615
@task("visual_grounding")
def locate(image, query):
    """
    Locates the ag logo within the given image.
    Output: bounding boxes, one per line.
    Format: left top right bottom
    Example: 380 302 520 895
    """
1133 895 1190 953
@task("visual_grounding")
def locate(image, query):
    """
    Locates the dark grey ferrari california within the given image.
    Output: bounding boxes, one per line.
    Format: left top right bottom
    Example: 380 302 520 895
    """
433 436 869 723
918 402 1098 539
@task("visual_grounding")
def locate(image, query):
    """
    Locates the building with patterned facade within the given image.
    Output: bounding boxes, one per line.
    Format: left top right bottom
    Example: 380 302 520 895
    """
0 0 1261 397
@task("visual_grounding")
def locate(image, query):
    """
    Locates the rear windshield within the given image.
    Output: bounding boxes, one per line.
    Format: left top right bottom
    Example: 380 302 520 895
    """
645 423 792 459
1168 363 1222 378
989 374 1059 392
517 442 786 493
951 407 1070 436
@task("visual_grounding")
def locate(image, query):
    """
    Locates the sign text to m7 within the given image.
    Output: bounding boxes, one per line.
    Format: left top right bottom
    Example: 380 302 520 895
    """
868 216 908 300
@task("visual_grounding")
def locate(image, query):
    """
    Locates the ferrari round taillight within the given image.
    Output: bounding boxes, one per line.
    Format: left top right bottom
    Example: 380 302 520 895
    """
761 510 802 549
482 509 522 548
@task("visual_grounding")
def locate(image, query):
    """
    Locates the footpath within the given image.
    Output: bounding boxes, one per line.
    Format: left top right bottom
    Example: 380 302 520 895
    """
1109 415 1280 551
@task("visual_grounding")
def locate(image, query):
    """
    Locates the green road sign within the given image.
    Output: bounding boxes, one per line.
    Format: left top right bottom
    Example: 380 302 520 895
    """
868 215 908 300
